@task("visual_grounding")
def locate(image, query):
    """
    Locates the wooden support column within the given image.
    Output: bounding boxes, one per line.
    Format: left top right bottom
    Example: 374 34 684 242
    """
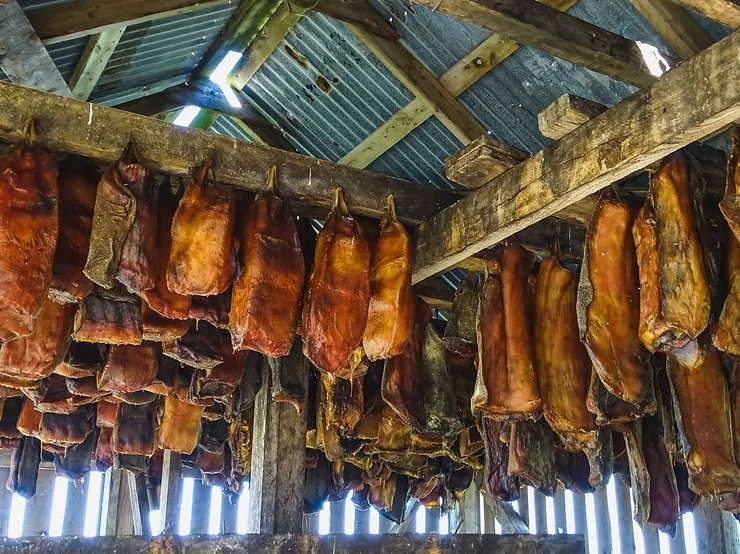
158 451 182 535
247 344 308 535
614 479 636 554
355 508 371 534
553 490 566 534
69 29 126 100
456 482 481 533
669 517 688 554
127 472 151 536
23 470 56 536
694 499 740 554
593 486 612 554
329 501 345 534
533 491 547 534
572 493 589 553
642 525 660 553
304 512 321 534
0 0 72 97
426 507 440 534
190 481 212 535
61 481 87 536
221 497 239 534
378 512 394 534
99 468 123 536
517 489 530 530
482 493 528 534
412 28 740 282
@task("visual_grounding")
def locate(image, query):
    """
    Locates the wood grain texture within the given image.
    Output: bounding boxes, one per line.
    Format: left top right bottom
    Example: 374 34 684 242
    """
412 0 659 87
412 28 740 282
99 468 123 536
0 1 72 97
158 450 182 535
665 0 740 28
628 0 712 59
26 0 232 44
446 134 528 188
537 94 608 141
0 80 460 225
69 29 126 100
296 0 399 40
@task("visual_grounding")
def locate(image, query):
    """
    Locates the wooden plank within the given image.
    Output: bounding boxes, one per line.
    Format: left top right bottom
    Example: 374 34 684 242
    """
158 451 182 535
533 491 548 534
482 494 528 534
247 346 307 535
339 0 580 170
614 479 636 554
669 516 687 554
628 0 712 59
297 0 398 40
0 468 11 537
27 0 233 45
553 490 566 534
0 534 586 553
411 0 658 87
355 508 371 534
537 94 607 141
642 525 660 553
593 486 612 554
412 28 740 282
571 493 589 553
378 513 394 534
69 29 126 100
456 483 481 533
330 501 345 534
304 512 321 534
0 1 72 97
61 482 87 536
229 2 304 90
190 480 212 535
99 468 123 536
221 497 239 534
23 470 56 536
446 135 528 189
127 472 150 536
0 81 460 226
349 25 486 145
426 508 440 534
517 489 529 530
664 0 740 28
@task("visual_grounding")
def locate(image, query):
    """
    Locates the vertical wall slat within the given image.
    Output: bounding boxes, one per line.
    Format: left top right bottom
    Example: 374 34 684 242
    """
642 524 660 553
158 451 181 535
303 512 320 534
378 512 393 534
614 479 636 554
456 483 480 533
221 497 239 534
355 508 370 533
553 490 567 534
426 507 440 533
722 511 740 553
0 467 12 536
517 486 530 530
329 500 345 534
22 470 56 536
99 469 122 536
127 472 150 536
572 493 589 552
533 491 547 534
61 481 87 536
594 485 612 554
481 494 495 533
668 516 687 554
189 481 212 535
693 498 740 554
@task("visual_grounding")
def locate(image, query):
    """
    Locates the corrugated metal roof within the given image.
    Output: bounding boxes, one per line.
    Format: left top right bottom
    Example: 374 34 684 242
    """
210 114 255 143
88 3 238 105
46 37 88 82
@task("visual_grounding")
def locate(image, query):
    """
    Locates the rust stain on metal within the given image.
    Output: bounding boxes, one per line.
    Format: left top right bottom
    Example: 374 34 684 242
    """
284 44 309 69
314 75 332 93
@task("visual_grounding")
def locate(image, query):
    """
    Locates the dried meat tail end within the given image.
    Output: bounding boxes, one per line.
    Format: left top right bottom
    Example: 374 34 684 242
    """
193 158 213 188
266 166 277 192
335 187 349 217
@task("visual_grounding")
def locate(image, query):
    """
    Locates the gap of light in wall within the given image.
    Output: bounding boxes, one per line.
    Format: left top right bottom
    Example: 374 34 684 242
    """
150 510 161 536
236 487 250 534
370 507 380 534
173 106 202 127
683 512 699 554
439 511 449 535
528 487 538 533
178 478 195 535
606 478 622 554
208 486 222 534
8 494 26 538
319 500 330 534
84 472 103 537
49 477 69 537
210 50 243 109
636 41 671 77
479 493 486 533
584 493 598 554
415 505 425 533
630 487 645 554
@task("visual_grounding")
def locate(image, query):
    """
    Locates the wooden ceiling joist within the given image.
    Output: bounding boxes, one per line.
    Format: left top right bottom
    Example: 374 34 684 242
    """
0 0 72 97
339 0 580 169
664 0 740 28
628 0 712 59
0 80 459 225
412 0 661 87
293 0 399 40
26 0 233 45
69 29 127 100
412 28 740 282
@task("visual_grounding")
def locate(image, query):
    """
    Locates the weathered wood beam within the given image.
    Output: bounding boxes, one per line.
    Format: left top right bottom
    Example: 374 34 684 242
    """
411 28 740 282
26 0 232 45
446 134 528 188
414 283 454 311
628 0 712 59
537 93 607 141
349 25 486 144
294 0 399 40
0 534 586 553
482 493 529 534
338 0 580 169
411 0 659 87
0 1 72 97
0 81 459 225
664 0 740 28
69 29 127 100
158 451 182 535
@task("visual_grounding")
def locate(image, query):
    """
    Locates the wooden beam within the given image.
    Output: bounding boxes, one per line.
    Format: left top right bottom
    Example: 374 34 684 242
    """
628 0 712 59
446 134 528 188
0 1 72 97
229 2 304 90
338 0 580 169
349 25 486 144
158 451 182 535
537 93 607 141
414 283 454 311
26 0 232 45
411 28 740 282
295 0 399 40
0 81 460 225
0 534 586 553
411 0 659 87
664 0 740 28
69 29 127 100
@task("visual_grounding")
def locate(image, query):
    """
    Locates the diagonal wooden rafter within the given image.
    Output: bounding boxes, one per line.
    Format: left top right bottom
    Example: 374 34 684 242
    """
339 0 580 169
0 0 72 97
663 0 740 28
411 0 661 87
629 0 712 59
412 28 740 282
68 28 126 100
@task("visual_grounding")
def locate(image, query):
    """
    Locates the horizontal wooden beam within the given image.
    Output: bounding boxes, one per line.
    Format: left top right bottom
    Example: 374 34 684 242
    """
412 0 659 87
665 0 740 28
26 0 232 45
0 534 585 553
412 28 740 282
537 93 608 141
294 0 399 40
0 81 459 225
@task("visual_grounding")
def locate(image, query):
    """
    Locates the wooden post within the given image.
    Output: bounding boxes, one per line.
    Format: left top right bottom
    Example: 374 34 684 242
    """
669 517 687 554
642 525 660 553
533 491 548 534
247 345 308 535
221 497 239 534
456 482 481 533
304 512 320 534
330 501 345 534
378 512 394 534
127 472 151 536
593 486 612 554
355 509 370 534
61 481 86 536
158 451 182 535
190 481 211 535
23 470 56 536
517 488 530 530
553 490 566 534
426 507 440 533
572 493 589 553
0 467 12 536
614 479 636 554
99 469 123 536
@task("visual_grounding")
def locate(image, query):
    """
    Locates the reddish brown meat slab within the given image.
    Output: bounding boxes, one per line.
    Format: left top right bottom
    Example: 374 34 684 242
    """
97 343 158 393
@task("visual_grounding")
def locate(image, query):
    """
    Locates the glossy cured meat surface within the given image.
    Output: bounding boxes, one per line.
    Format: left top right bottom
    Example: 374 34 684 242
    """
362 195 414 361
167 160 237 296
0 132 59 340
713 231 740 354
301 189 371 374
159 394 204 454
97 343 158 393
720 127 740 242
442 274 478 358
72 289 142 345
112 402 156 456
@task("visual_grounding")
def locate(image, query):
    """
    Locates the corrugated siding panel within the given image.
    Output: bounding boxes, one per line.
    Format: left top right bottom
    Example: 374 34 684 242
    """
88 3 237 105
46 37 88 82
210 114 255 143
243 11 414 162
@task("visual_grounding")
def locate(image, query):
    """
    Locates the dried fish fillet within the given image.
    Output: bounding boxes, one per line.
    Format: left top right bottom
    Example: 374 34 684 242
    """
230 168 304 356
508 419 556 496
141 301 189 342
481 418 519 501
159 394 204 454
720 127 740 243
72 288 142 345
713 231 740 354
7 436 41 499
98 343 158 393
39 407 94 448
301 189 371 374
112 402 156 456
442 273 478 358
